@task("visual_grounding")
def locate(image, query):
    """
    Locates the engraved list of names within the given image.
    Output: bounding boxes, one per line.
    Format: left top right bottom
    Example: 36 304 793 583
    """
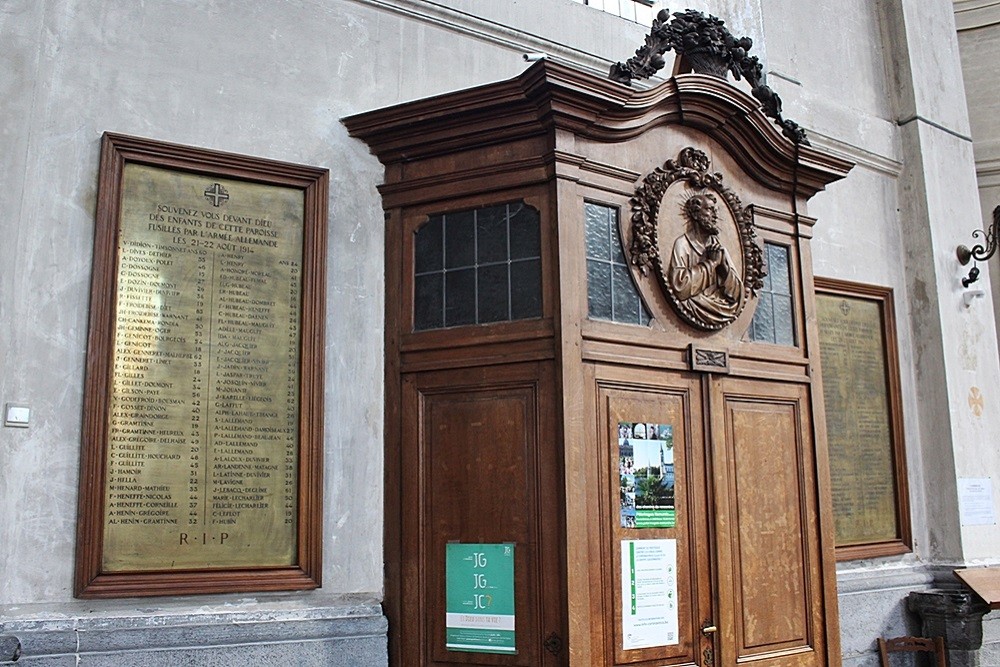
817 291 900 546
102 163 303 571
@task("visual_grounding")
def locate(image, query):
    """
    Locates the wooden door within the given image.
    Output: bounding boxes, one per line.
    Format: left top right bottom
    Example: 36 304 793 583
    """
708 376 829 666
594 367 714 667
399 361 566 666
593 367 830 667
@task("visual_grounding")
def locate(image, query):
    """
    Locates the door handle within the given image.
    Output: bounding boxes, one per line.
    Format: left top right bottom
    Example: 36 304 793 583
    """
701 622 718 636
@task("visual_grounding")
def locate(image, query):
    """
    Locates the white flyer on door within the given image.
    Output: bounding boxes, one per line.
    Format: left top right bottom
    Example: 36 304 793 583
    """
621 538 679 650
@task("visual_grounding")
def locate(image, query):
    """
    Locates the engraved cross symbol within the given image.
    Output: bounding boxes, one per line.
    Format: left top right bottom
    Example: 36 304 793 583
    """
204 183 230 207
839 300 851 316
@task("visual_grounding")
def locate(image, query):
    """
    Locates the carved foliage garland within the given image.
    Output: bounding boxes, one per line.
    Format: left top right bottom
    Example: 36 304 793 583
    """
629 147 765 331
609 8 809 146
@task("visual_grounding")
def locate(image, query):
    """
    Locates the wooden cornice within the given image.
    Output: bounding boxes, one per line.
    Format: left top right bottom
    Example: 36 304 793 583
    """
343 59 853 197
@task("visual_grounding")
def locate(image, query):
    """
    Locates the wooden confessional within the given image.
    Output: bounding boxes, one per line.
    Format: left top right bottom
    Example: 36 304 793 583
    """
345 58 852 667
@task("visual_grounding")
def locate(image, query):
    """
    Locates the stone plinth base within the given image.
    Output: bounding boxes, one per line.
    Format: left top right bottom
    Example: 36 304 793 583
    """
0 598 387 666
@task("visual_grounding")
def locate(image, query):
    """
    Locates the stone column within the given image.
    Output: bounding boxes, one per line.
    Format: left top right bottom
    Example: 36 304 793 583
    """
908 589 991 667
880 0 1000 564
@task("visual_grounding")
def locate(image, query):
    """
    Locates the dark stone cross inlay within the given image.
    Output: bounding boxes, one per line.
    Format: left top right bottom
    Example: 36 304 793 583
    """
204 183 230 207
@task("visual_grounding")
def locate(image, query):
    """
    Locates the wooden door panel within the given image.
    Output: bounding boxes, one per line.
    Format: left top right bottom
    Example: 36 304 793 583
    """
712 378 826 666
730 402 809 650
402 363 563 666
594 371 712 667
425 388 536 666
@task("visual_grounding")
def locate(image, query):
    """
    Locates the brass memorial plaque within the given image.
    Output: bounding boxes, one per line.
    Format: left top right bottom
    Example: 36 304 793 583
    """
76 134 326 596
104 164 302 570
816 285 906 549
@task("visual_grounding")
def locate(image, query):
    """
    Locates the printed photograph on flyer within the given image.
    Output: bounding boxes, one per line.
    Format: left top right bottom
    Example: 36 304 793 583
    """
618 422 676 529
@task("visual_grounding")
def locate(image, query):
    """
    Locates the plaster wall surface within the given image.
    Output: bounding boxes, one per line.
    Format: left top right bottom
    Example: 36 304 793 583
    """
912 124 1000 562
787 0 1000 566
884 0 973 135
387 0 650 71
892 117 1000 562
957 17 1000 385
958 24 1000 161
809 165 933 561
954 18 1000 657
0 0 652 610
0 0 401 607
2 0 997 662
0 1 649 661
879 0 1000 565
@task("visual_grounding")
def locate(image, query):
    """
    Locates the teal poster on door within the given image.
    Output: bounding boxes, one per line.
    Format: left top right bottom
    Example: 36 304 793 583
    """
445 543 516 654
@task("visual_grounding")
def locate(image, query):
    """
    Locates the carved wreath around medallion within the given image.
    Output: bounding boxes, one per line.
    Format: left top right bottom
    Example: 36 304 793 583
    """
629 147 765 331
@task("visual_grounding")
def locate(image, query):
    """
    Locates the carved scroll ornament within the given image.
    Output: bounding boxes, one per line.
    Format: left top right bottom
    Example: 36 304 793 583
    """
630 147 765 331
609 8 809 146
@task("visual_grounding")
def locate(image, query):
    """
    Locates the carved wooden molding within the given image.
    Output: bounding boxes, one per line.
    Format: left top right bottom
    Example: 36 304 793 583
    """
343 60 854 203
688 344 730 373
629 147 764 331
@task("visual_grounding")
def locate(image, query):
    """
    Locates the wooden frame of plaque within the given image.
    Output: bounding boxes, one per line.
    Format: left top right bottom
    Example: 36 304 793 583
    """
814 277 912 561
75 133 327 597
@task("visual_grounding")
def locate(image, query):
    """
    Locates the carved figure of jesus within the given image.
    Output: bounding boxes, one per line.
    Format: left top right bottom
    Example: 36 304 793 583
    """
667 193 743 327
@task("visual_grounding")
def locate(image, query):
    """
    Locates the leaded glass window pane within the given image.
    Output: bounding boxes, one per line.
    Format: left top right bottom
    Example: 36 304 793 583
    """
612 264 642 323
444 210 475 269
510 259 542 320
476 205 508 264
749 242 796 346
585 212 611 261
415 216 443 274
478 263 510 324
510 206 541 260
445 268 476 327
587 260 613 320
413 201 542 331
414 273 443 331
585 202 651 326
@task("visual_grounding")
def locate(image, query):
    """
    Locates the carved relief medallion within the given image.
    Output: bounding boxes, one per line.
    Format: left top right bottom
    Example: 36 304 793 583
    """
629 147 765 331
